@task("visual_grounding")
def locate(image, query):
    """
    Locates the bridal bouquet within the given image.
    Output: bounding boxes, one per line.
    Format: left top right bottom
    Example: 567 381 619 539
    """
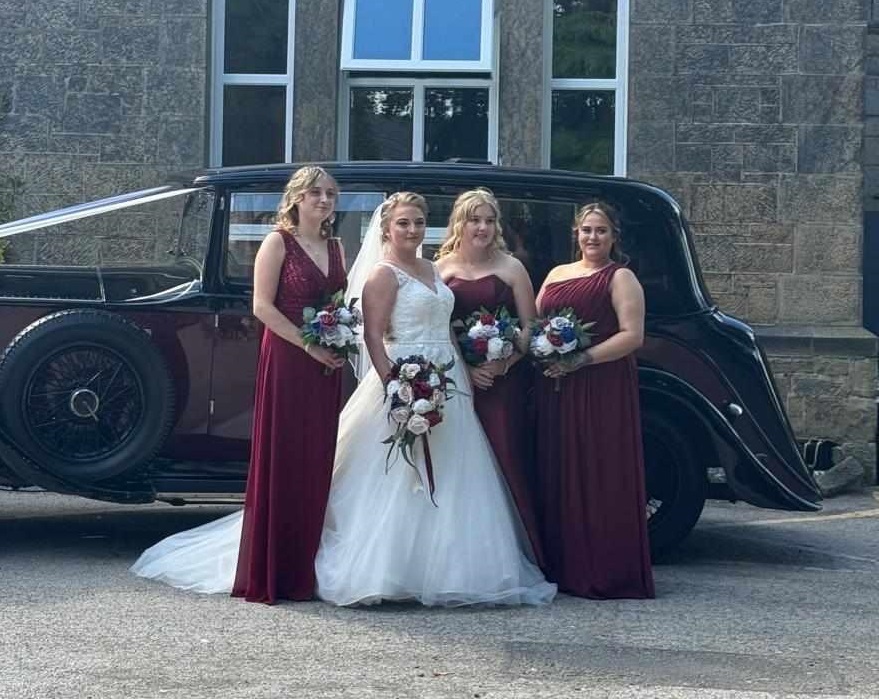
382 354 457 505
529 307 595 388
301 290 362 371
452 306 519 366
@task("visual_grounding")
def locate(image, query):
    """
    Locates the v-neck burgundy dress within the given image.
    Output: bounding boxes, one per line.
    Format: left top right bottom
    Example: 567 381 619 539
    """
446 274 544 568
534 264 654 599
232 232 346 603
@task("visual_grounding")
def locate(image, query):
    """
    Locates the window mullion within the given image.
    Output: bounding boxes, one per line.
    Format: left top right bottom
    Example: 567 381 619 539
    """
615 0 629 176
488 78 498 164
412 0 425 61
540 0 553 169
210 0 227 166
480 0 493 65
413 82 426 162
337 77 350 161
285 0 296 162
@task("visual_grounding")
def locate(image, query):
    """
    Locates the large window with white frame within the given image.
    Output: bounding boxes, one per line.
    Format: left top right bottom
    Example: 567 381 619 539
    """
543 0 629 175
210 0 296 166
340 0 498 163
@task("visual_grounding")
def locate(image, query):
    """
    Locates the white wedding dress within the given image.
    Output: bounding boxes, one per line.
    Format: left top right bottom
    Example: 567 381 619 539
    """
132 261 555 607
314 262 554 606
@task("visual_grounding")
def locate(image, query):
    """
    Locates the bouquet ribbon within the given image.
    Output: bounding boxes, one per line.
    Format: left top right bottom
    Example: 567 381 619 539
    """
416 435 437 507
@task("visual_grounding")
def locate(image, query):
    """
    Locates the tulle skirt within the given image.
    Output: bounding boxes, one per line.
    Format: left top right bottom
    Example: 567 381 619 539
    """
314 343 555 607
131 510 243 594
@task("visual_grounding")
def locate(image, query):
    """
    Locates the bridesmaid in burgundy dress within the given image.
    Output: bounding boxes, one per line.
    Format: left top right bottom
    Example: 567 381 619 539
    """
534 201 654 599
436 188 544 566
232 166 347 603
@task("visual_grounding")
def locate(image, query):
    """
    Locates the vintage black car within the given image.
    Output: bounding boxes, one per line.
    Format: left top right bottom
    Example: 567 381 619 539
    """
0 162 821 555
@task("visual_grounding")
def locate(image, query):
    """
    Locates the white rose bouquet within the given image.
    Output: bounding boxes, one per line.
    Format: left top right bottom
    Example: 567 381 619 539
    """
382 354 457 505
301 290 363 373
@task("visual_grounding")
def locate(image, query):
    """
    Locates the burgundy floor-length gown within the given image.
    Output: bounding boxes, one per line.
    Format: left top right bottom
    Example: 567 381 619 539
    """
534 263 654 599
447 274 544 567
232 233 346 603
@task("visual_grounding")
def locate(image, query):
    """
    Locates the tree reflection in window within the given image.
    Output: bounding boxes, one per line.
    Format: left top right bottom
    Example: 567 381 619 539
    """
552 0 617 80
551 90 615 174
423 88 489 162
349 88 414 160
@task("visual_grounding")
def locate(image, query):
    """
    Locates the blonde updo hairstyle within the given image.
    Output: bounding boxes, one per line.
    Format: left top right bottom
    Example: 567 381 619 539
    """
436 188 508 259
573 200 626 264
276 165 337 238
378 191 429 242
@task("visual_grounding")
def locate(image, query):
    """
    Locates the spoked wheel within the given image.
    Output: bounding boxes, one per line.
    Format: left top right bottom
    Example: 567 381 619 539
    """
0 310 174 482
641 411 707 558
23 345 145 463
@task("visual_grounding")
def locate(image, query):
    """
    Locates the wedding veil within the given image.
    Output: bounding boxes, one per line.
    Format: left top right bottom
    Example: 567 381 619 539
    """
345 202 385 381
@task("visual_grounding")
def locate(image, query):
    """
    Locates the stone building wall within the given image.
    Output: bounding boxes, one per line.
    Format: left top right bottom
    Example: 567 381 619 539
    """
0 0 208 260
628 0 878 482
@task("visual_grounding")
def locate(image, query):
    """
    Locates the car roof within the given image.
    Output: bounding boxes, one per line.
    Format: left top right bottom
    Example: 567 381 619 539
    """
191 161 680 209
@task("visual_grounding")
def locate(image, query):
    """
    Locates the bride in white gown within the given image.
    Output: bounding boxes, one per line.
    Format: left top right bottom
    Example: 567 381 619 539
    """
132 192 555 607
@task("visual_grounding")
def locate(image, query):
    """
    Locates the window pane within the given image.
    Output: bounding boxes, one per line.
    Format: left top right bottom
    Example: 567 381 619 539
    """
223 86 286 166
353 0 413 60
551 90 614 174
349 88 414 160
224 0 288 74
423 88 489 162
423 0 482 61
552 0 617 79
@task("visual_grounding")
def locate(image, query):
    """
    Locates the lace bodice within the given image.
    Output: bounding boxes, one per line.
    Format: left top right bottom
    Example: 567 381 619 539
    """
379 261 456 363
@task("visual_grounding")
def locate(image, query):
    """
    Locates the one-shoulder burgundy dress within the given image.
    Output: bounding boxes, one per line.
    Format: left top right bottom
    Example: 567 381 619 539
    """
446 274 544 567
534 264 654 599
232 233 346 603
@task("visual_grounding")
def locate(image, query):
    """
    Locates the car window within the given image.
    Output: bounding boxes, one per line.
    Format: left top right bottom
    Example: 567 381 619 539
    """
225 190 386 283
497 197 577 290
419 188 698 316
0 187 211 302
591 191 703 317
176 189 214 268
418 192 576 290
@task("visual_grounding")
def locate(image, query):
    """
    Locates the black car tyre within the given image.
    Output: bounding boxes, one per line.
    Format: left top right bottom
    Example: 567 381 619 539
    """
642 410 707 558
0 309 175 482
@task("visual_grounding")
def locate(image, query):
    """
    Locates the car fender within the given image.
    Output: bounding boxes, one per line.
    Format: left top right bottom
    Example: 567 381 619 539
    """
638 366 821 512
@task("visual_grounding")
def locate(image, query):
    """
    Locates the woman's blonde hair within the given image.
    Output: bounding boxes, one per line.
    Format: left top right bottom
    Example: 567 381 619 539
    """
573 200 626 263
275 165 337 238
436 188 508 259
378 192 429 241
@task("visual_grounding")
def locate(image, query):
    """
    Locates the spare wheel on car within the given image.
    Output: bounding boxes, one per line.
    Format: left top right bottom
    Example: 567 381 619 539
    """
0 309 175 482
